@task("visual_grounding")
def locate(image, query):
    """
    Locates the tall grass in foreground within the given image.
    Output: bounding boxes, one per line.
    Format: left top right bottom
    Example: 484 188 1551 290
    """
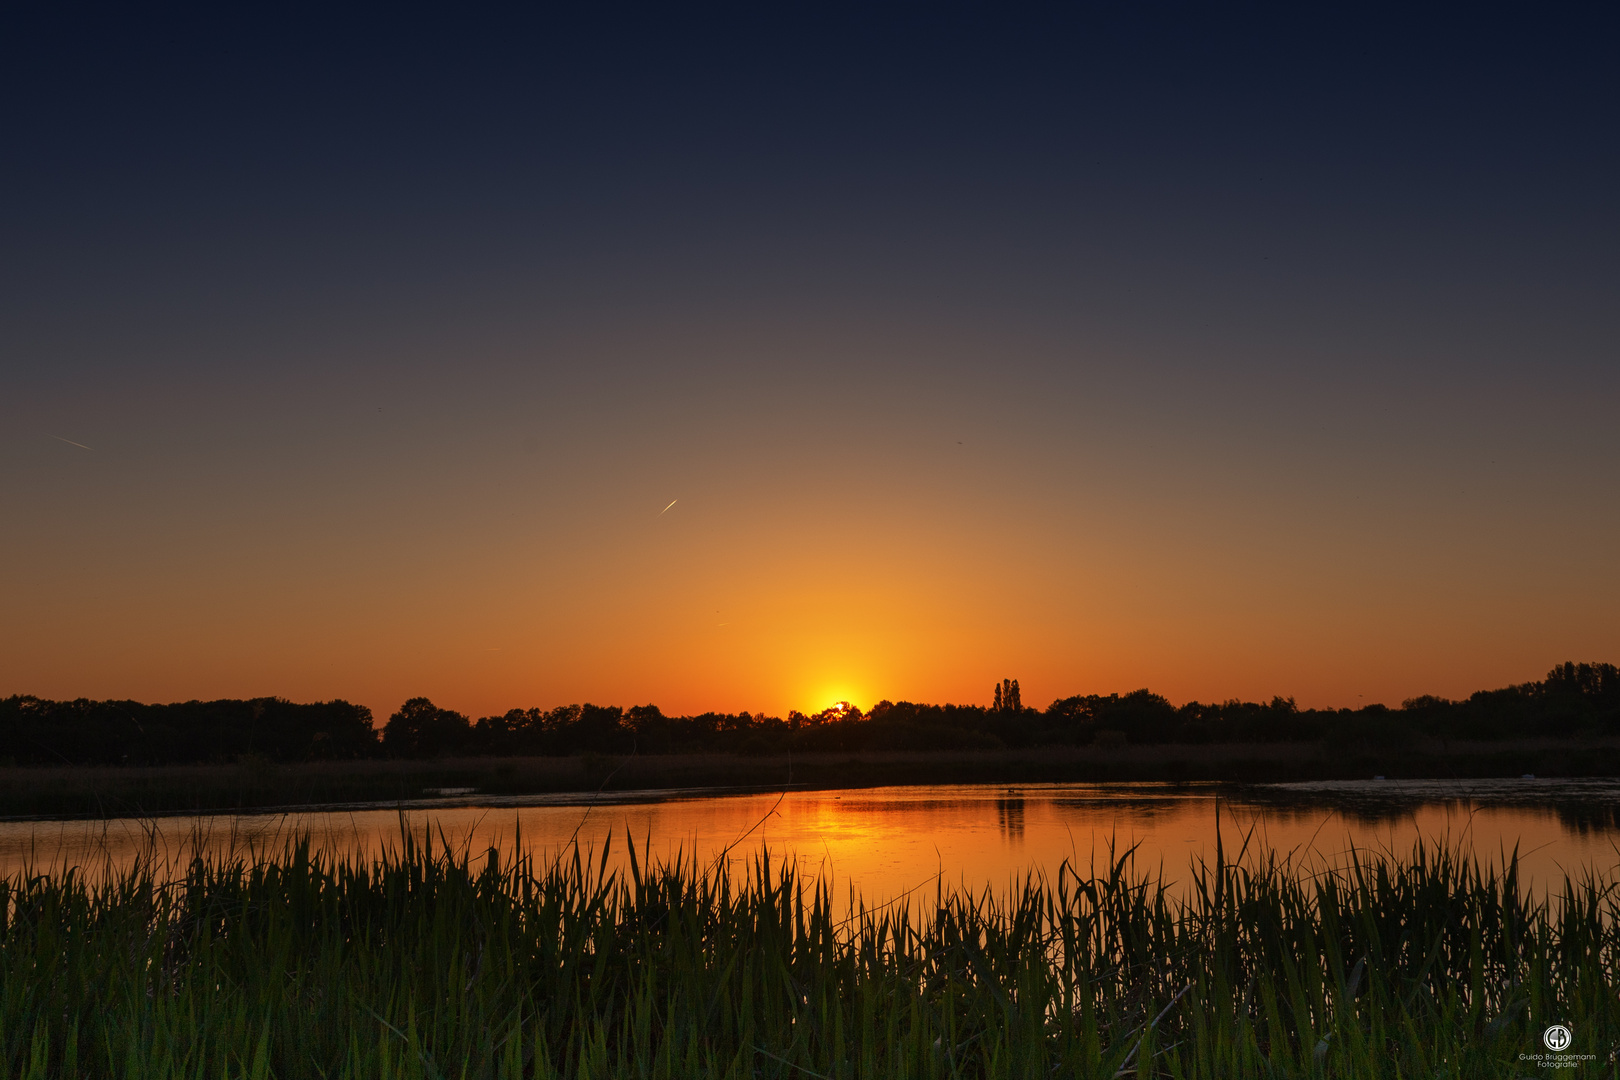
2 829 1617 1079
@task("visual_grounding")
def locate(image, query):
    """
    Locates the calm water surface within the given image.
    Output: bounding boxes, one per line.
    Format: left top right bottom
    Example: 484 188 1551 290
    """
5 779 1620 904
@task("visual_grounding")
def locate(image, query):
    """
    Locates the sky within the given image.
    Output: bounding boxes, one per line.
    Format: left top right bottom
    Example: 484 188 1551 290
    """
2 5 1617 722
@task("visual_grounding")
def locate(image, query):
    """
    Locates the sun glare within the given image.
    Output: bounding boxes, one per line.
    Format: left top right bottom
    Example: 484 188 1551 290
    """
811 687 863 715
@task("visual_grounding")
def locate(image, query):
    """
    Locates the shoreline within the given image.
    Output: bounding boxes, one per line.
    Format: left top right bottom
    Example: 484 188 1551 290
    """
3 737 1620 820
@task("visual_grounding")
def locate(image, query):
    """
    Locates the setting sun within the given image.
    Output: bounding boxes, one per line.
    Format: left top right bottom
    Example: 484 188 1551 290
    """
808 688 865 716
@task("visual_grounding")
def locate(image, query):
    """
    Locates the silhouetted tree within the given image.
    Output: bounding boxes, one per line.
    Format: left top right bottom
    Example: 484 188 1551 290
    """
5 660 1618 765
570 704 629 753
0 695 376 764
382 698 471 757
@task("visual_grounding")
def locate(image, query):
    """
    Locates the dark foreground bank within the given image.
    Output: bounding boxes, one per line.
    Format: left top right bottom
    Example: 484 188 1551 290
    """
4 738 1620 819
2 831 1616 1078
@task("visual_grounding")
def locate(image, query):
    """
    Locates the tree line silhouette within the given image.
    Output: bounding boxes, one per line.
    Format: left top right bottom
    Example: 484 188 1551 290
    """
1 662 1616 765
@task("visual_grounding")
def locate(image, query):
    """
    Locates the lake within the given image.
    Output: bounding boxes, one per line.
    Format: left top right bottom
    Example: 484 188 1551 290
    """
5 778 1619 903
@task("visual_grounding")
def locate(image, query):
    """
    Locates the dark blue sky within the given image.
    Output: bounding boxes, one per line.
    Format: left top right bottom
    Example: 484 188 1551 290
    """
3 4 1617 715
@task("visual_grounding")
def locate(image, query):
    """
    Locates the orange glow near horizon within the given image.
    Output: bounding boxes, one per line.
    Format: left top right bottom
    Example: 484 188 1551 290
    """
5 330 1617 726
6 476 1613 726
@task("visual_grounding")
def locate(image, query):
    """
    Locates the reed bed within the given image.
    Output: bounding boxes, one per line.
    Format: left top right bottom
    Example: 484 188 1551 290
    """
2 825 1617 1078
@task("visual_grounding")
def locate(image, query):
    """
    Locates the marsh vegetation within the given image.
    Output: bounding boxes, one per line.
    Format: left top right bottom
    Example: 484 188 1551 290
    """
2 827 1616 1078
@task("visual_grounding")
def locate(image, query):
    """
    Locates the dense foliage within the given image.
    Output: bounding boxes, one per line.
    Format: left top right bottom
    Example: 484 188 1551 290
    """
1 832 1616 1078
3 662 1616 764
0 696 375 765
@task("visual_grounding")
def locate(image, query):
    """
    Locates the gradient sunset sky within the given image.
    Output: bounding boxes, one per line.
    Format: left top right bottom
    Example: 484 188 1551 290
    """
3 6 1617 722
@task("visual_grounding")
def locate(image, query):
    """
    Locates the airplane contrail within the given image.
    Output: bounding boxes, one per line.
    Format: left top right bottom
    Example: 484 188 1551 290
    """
50 435 93 451
660 499 677 515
